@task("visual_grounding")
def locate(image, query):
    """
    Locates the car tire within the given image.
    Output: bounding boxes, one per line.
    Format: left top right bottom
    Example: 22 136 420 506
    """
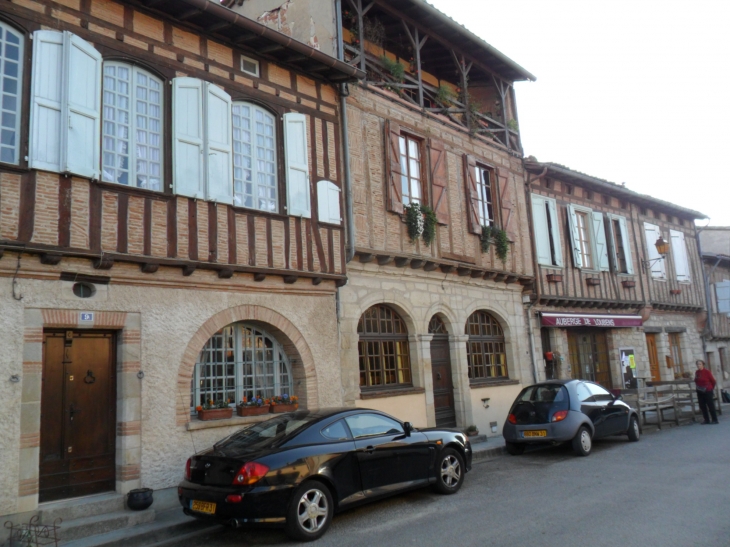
505 442 525 456
285 480 334 542
571 426 592 457
432 448 465 495
627 415 640 442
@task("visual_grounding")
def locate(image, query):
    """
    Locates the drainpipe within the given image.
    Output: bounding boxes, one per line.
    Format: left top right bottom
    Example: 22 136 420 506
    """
335 0 356 263
695 225 714 355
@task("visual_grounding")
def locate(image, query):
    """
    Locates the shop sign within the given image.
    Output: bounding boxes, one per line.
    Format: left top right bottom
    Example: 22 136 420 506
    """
540 313 642 328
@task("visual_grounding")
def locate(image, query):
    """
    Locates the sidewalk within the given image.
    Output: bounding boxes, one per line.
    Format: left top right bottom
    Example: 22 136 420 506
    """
470 434 506 463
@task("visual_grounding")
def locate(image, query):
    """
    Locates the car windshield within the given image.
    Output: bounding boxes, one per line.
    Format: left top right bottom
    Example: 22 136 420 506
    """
214 412 318 452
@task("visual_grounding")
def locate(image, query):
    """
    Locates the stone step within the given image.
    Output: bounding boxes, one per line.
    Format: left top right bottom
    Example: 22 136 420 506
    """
56 508 155 543
38 493 125 525
60 508 220 547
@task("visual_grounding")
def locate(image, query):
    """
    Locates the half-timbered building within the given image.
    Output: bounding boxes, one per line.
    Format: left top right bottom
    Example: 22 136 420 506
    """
0 0 362 525
524 159 707 390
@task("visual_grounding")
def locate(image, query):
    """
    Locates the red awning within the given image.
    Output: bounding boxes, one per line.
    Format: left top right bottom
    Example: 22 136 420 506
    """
541 312 643 328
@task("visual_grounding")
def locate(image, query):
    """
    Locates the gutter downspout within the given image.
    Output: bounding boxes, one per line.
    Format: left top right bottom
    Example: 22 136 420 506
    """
335 0 355 263
696 227 714 347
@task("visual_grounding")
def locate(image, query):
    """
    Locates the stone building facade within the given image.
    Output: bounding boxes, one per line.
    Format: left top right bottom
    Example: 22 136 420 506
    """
0 0 361 522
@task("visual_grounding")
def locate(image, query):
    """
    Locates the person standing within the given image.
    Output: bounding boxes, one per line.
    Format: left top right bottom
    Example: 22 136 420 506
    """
695 360 718 425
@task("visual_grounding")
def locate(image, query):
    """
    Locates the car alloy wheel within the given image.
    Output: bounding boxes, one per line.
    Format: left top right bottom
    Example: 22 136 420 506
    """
432 448 465 494
627 416 640 442
285 480 333 541
572 426 592 457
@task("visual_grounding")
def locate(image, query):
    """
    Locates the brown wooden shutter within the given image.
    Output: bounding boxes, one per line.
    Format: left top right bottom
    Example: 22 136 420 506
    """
463 154 481 235
496 167 515 240
384 119 404 214
428 138 449 225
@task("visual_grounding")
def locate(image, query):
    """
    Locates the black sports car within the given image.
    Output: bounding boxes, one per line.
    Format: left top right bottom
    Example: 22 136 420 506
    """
178 408 472 541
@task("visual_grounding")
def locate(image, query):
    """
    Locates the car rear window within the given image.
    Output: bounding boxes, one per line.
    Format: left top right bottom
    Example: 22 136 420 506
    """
215 413 313 452
511 385 570 424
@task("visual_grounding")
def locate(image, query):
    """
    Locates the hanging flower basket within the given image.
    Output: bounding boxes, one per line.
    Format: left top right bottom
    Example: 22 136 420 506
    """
621 280 636 289
546 273 563 283
586 278 601 286
197 408 233 421
237 404 271 417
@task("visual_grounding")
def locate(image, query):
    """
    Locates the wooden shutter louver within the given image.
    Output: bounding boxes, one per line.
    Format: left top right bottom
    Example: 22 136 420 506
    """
463 154 481 235
496 168 514 240
385 119 404 214
428 138 449 225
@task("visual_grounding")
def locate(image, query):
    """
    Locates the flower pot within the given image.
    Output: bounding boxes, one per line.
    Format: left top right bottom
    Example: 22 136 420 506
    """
670 289 682 295
465 429 479 437
546 274 563 283
127 488 153 511
270 403 299 413
586 278 600 286
621 280 636 289
237 405 270 417
197 408 233 421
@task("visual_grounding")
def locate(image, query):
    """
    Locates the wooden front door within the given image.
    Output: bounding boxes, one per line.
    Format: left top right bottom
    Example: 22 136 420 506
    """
568 329 612 388
646 333 661 382
429 316 455 427
40 331 116 502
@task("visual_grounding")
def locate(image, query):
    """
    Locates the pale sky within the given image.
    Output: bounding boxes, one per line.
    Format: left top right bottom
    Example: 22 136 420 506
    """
426 0 730 226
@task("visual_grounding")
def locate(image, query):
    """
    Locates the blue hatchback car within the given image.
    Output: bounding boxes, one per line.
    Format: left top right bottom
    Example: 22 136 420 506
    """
502 379 640 456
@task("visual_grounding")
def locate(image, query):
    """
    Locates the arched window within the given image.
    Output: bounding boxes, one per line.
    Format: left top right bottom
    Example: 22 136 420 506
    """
102 62 163 190
232 102 277 212
466 311 507 379
190 323 293 410
428 315 448 335
0 22 23 165
358 305 411 388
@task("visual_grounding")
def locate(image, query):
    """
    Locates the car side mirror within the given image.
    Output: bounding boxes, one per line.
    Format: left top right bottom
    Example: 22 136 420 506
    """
615 394 623 401
403 422 413 437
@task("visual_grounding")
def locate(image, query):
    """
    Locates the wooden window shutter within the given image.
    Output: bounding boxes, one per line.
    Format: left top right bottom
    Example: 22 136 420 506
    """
204 83 233 205
591 212 610 271
284 112 311 218
428 138 449 225
172 77 205 199
462 154 481 235
530 194 552 266
384 119 404 214
496 168 514 240
30 30 64 172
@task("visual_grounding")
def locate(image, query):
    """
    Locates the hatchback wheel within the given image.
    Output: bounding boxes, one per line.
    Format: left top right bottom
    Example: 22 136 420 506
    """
505 442 525 456
627 416 640 442
285 480 333 541
571 426 592 456
432 448 464 494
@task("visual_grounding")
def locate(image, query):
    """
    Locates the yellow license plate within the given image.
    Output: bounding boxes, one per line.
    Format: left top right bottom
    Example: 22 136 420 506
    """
191 500 216 514
523 430 547 438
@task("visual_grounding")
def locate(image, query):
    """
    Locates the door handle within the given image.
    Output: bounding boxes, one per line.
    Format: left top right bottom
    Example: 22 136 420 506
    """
436 373 442 380
358 446 375 454
69 404 81 421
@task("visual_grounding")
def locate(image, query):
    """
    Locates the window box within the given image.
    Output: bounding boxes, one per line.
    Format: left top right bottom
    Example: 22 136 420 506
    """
621 280 636 289
546 273 563 283
586 278 601 286
270 403 299 413
670 289 682 295
236 404 271 417
197 408 233 421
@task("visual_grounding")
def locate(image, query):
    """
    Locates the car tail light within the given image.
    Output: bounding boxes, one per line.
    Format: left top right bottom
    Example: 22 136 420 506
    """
508 413 517 424
225 494 243 504
232 462 269 486
551 410 569 423
184 458 192 481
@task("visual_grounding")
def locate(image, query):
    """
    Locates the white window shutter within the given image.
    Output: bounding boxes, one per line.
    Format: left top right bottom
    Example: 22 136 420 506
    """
592 212 610 271
644 222 665 278
204 83 233 204
717 280 730 315
30 31 64 172
617 216 634 274
173 77 205 199
531 194 552 266
317 180 341 225
284 112 311 218
567 204 583 268
61 32 102 179
546 199 563 267
670 229 690 282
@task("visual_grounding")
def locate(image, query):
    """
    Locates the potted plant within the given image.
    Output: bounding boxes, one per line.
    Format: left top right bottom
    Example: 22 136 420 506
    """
465 424 479 437
270 394 299 413
236 395 271 417
196 399 233 421
127 488 153 511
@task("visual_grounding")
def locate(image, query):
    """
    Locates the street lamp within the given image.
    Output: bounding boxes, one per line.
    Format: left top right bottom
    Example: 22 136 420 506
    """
642 236 669 269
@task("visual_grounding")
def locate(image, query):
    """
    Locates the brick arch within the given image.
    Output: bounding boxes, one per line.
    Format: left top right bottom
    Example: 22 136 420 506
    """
176 305 317 425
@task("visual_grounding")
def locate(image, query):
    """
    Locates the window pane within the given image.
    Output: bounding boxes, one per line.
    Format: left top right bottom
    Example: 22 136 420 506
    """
233 103 277 210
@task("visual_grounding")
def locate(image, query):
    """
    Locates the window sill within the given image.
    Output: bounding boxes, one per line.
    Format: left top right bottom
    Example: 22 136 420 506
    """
185 413 273 431
469 378 519 388
360 386 425 400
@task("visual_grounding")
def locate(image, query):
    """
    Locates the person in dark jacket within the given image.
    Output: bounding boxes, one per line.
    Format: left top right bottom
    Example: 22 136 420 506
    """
694 360 718 424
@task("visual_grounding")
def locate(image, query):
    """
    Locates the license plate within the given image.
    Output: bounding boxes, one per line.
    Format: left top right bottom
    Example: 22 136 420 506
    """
522 430 547 438
191 500 216 514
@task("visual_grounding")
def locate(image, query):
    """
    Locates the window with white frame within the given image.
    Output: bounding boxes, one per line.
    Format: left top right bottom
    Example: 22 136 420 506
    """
643 222 666 278
317 179 341 224
607 214 634 274
102 63 163 190
232 102 277 211
240 55 260 77
398 134 422 205
190 323 293 410
567 205 609 271
531 194 563 268
475 165 495 226
0 22 23 165
669 229 690 282
716 280 730 314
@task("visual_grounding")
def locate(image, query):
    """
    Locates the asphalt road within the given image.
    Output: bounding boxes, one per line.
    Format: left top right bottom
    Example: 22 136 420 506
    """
167 420 730 547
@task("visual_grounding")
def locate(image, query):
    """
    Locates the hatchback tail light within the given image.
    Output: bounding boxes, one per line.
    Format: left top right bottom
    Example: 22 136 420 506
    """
184 457 192 481
225 494 243 504
551 410 569 423
508 413 517 424
232 462 269 486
